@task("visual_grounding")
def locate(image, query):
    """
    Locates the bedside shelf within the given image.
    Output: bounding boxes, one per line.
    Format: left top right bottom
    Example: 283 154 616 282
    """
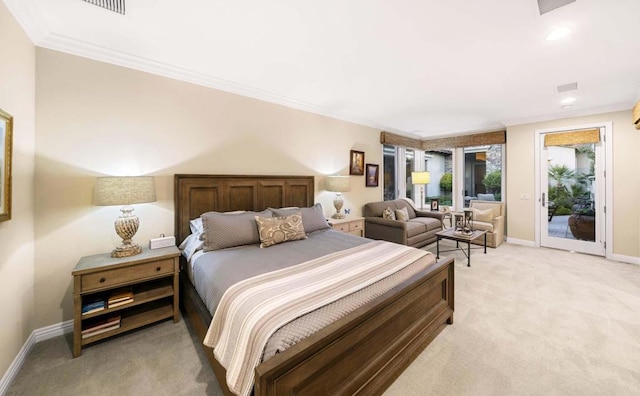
72 246 180 357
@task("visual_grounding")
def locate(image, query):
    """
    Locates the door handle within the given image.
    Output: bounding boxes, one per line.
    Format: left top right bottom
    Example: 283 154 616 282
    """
541 193 545 207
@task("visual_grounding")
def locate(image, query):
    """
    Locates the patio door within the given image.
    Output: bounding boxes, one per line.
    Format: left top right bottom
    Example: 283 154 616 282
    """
538 127 605 256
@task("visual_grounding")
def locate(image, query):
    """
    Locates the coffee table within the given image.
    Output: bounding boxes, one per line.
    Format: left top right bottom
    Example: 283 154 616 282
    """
435 228 487 267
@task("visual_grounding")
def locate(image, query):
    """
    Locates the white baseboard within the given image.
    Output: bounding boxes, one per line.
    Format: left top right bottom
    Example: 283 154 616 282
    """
610 253 640 266
504 237 639 265
0 320 73 395
34 320 73 343
505 237 536 247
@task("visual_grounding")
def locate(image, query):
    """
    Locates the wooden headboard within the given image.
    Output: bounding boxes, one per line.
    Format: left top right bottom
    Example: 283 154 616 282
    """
174 174 315 244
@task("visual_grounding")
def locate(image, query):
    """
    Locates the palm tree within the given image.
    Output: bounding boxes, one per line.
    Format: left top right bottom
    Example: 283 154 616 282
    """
548 164 575 191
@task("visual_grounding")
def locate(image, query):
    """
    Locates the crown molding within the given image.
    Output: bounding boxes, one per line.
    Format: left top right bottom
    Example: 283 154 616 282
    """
3 0 49 43
502 102 633 127
35 31 400 136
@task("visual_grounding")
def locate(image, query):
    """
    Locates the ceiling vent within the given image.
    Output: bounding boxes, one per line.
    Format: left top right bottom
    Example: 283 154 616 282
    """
537 0 575 15
82 0 125 15
557 82 578 93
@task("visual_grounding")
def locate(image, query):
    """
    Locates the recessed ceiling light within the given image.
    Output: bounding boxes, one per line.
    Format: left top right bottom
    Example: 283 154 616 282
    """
561 104 573 110
546 27 572 41
561 97 576 105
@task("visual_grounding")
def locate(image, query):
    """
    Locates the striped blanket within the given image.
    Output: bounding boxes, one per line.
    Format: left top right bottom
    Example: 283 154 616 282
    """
203 240 429 396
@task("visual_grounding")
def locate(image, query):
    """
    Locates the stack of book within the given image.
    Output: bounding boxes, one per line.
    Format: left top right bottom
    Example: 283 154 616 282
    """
108 287 134 308
81 298 105 315
81 315 121 339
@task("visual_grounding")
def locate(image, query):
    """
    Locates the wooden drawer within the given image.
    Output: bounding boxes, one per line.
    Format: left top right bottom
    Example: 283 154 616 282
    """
332 223 350 232
349 220 364 232
81 259 174 292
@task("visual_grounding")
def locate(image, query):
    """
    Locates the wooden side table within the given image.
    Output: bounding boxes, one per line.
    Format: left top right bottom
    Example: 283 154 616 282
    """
72 246 180 357
328 216 365 237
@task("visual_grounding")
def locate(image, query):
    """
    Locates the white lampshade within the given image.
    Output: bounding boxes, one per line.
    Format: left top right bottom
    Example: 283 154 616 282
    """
95 176 157 206
95 176 156 258
325 176 351 192
411 171 431 185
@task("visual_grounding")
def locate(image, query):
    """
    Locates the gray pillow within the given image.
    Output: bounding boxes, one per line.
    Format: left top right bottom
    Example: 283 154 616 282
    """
269 203 330 233
201 210 271 251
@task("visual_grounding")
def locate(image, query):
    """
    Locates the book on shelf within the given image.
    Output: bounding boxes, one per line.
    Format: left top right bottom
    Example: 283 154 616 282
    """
81 298 106 315
108 298 134 308
82 323 121 339
108 287 134 308
82 314 121 337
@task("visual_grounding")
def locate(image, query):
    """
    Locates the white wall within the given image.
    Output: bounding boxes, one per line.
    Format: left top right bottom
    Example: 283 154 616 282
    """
0 1 36 377
34 48 383 328
506 111 640 259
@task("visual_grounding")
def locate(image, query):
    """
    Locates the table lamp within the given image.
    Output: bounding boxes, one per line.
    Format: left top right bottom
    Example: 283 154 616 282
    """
411 171 430 210
95 176 157 258
325 176 351 219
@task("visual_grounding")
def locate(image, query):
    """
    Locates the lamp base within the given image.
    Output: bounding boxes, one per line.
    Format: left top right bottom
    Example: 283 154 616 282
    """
112 206 142 258
111 243 142 258
332 193 345 219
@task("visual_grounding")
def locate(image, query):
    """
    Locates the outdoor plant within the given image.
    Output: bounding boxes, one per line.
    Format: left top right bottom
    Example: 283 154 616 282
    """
439 172 452 192
438 172 453 205
482 170 501 194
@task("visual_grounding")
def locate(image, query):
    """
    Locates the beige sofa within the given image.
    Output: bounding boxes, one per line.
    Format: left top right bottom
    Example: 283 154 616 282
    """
363 199 444 248
469 200 505 248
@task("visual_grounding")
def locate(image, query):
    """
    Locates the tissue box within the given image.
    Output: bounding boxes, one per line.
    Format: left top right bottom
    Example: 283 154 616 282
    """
149 236 176 250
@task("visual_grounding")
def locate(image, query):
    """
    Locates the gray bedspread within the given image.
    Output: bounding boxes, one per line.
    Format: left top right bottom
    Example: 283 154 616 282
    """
192 229 369 315
192 229 435 362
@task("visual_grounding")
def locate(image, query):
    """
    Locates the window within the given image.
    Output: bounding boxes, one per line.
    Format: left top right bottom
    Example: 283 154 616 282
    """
381 130 505 211
424 150 453 206
463 145 502 207
383 145 396 201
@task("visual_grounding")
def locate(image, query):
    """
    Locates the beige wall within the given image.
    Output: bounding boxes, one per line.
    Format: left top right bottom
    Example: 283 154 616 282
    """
34 48 382 327
506 110 640 258
0 2 36 376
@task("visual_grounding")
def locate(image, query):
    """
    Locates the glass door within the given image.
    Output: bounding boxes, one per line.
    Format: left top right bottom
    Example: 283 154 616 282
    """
539 129 605 256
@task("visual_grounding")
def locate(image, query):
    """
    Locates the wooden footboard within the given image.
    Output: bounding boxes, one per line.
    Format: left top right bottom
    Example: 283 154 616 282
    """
180 256 454 396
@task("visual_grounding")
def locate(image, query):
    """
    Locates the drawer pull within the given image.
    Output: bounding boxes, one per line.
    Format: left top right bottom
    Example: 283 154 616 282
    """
156 266 161 271
99 277 106 283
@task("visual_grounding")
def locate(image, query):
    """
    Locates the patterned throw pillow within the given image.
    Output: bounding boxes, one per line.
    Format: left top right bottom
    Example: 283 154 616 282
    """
255 212 307 248
382 207 396 220
395 207 409 222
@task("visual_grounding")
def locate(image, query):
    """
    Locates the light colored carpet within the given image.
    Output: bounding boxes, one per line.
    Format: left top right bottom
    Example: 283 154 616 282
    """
386 242 640 396
6 242 640 395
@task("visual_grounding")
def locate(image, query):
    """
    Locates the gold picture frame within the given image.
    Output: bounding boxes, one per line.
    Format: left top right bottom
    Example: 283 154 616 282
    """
349 150 365 175
0 109 13 222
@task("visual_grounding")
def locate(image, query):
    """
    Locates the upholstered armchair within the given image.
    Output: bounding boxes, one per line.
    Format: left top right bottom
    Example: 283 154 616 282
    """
469 200 505 248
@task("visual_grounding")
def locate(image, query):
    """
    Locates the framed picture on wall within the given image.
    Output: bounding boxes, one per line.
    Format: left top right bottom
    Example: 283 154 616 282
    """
0 108 13 222
365 164 379 187
430 198 440 212
349 150 365 175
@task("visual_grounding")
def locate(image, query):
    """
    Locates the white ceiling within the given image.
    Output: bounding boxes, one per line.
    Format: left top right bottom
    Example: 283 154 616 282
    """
6 0 640 138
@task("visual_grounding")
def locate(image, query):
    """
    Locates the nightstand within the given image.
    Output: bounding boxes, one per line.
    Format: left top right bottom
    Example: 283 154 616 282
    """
72 246 180 357
328 216 365 237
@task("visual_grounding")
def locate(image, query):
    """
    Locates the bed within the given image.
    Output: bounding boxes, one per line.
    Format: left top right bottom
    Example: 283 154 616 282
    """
175 174 454 396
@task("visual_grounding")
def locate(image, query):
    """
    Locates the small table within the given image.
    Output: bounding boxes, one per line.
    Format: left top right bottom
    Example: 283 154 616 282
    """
435 228 487 267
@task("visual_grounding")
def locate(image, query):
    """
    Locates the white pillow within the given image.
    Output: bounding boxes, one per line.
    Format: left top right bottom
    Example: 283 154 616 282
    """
189 218 203 234
179 232 203 261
